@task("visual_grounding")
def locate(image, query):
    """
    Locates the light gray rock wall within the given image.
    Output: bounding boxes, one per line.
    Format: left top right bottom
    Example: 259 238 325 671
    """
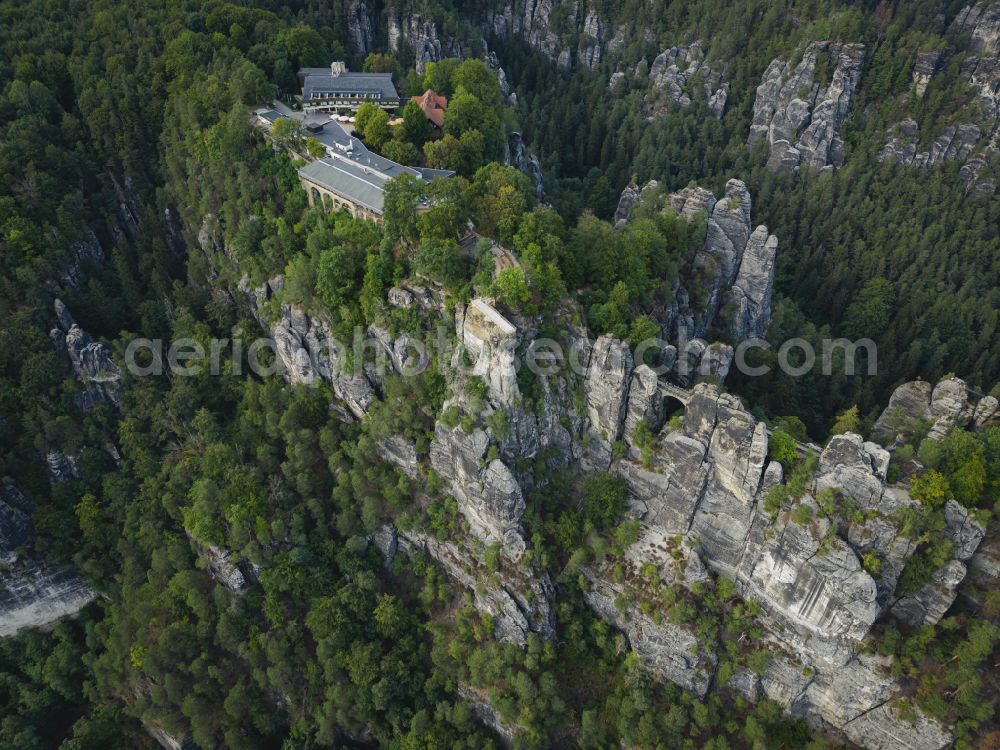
748 41 866 172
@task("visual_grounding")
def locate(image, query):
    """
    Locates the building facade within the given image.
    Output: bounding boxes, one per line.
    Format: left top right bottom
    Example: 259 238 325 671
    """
298 62 400 113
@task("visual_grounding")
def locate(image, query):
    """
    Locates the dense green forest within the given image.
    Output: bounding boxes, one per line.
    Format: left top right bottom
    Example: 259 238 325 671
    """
495 0 1000 436
1 0 999 748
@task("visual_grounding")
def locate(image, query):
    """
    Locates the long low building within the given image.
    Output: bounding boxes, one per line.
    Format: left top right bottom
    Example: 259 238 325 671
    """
298 150 453 221
253 102 453 221
299 155 393 220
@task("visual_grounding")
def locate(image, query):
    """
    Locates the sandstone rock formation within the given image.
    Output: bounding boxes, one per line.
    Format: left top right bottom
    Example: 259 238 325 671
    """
749 41 866 172
241 275 376 420
675 179 778 342
188 534 249 594
872 375 974 443
480 0 573 68
569 373 963 748
577 10 604 69
60 227 105 286
46 449 81 484
1 484 34 560
581 570 716 696
387 8 460 73
611 177 780 380
729 226 778 341
233 227 975 750
878 2 1000 196
0 561 99 639
1 484 96 639
612 179 660 226
639 42 728 118
50 299 122 409
397 529 554 646
344 0 376 55
505 132 545 198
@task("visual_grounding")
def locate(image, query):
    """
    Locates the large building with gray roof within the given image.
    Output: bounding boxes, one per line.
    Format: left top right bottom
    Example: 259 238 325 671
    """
298 149 453 222
298 61 400 113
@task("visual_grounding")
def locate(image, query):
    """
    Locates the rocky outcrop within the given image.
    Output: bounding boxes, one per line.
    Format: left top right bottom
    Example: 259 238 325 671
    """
188 534 248 594
387 282 444 310
431 424 528 559
613 179 659 226
241 275 376 420
577 10 604 69
581 335 633 469
345 0 376 55
891 499 985 626
728 227 778 340
749 41 866 172
580 570 716 696
369 524 398 565
560 369 962 748
871 379 935 442
459 299 520 408
1 485 96 639
480 0 573 68
638 42 729 118
1 485 34 560
397 529 554 646
912 50 945 98
459 684 520 745
878 3 1000 196
622 364 663 441
60 227 105 286
891 559 968 627
973 393 999 428
584 335 633 443
143 721 197 750
387 9 462 73
50 299 121 409
748 514 881 663
46 449 81 484
673 179 778 343
505 132 545 199
0 563 98 639
612 177 779 381
872 376 976 443
878 119 994 195
779 654 951 750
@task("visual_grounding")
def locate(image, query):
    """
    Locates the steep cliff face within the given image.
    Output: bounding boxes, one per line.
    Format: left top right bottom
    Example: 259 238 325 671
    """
50 299 122 409
387 7 463 73
0 562 97 639
240 275 377 420
396 529 555 645
623 42 729 119
629 178 779 346
567 370 977 749
872 375 985 443
345 0 377 55
581 569 717 696
480 0 574 68
610 177 779 393
878 1 1000 196
225 208 979 749
504 132 545 198
748 41 866 172
239 270 564 644
1 484 96 639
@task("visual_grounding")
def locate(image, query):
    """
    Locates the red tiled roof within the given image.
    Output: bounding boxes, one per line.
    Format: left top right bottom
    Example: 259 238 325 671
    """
411 89 448 128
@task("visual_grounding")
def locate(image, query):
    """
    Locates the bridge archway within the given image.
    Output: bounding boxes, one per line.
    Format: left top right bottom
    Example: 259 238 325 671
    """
661 394 686 430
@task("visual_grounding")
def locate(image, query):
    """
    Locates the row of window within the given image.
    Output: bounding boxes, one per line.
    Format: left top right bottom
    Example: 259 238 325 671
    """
311 91 383 100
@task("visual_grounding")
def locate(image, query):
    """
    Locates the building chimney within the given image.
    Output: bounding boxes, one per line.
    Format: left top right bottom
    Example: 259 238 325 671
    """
330 61 347 75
